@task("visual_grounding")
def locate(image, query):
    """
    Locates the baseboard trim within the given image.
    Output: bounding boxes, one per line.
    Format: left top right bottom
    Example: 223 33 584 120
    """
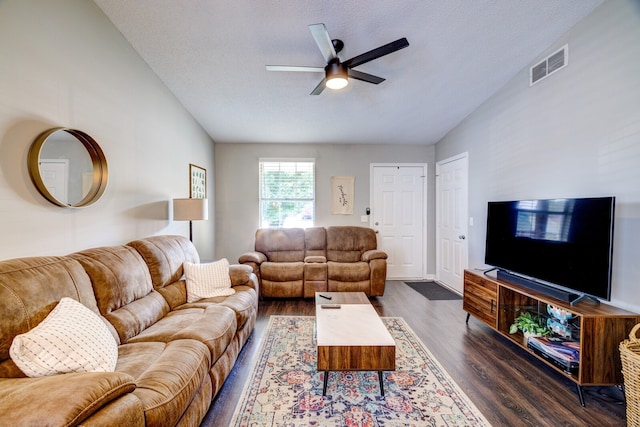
389 274 436 282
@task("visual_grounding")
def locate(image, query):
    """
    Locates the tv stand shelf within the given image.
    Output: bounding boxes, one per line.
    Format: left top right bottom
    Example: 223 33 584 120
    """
463 269 640 406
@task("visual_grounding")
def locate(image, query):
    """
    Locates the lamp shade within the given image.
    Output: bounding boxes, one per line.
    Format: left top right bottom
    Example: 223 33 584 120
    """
173 198 208 221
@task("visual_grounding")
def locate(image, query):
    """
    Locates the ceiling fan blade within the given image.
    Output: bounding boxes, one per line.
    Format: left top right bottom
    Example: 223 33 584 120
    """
343 37 409 69
308 23 337 63
310 78 327 95
348 69 385 85
266 65 324 72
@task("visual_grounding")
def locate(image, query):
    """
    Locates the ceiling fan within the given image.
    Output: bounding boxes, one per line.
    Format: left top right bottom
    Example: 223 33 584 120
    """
266 23 409 95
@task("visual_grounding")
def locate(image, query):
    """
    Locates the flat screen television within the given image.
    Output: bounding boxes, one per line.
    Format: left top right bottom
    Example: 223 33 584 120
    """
484 196 615 304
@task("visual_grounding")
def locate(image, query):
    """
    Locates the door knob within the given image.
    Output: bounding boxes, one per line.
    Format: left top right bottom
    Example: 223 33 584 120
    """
459 235 466 240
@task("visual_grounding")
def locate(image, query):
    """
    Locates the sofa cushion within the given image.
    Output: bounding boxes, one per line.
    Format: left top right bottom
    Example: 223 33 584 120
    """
304 227 327 258
105 291 172 344
184 259 235 302
0 256 106 374
255 228 305 262
260 261 304 282
327 261 371 281
180 286 258 330
304 262 327 281
116 340 211 427
326 226 377 262
0 372 138 426
126 305 237 364
10 297 118 377
71 246 157 313
70 246 171 343
128 235 200 290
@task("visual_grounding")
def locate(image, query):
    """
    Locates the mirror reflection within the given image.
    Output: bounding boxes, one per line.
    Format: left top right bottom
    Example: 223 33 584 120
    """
38 131 94 206
28 128 108 208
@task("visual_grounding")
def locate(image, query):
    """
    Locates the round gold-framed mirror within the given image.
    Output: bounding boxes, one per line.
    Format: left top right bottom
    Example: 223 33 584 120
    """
28 127 108 208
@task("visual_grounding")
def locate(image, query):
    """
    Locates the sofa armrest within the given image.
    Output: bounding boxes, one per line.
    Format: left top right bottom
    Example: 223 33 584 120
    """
229 264 253 285
0 372 137 426
238 251 267 264
230 264 260 294
304 255 327 263
362 249 388 262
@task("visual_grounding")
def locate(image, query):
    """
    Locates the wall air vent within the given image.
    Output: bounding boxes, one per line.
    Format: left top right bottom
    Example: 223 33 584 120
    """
530 44 568 86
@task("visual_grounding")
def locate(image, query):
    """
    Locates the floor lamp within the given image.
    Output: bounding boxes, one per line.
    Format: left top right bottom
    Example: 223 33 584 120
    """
173 198 208 242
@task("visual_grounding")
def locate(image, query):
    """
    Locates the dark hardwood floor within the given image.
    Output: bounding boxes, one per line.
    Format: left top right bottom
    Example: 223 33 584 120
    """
202 281 627 426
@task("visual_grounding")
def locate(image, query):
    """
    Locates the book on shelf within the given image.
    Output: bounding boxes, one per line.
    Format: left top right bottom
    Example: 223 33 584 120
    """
527 336 580 374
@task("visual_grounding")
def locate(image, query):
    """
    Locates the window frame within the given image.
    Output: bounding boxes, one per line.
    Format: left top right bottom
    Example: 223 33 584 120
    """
258 158 315 229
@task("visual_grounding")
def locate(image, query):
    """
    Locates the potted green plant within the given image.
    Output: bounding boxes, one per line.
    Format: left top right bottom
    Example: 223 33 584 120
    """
509 311 549 338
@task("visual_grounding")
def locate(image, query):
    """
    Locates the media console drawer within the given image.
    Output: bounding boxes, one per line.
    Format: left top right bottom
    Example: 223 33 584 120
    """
463 270 497 327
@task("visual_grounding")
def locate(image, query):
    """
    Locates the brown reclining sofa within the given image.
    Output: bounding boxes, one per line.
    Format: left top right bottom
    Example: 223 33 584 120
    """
238 226 387 298
0 235 258 426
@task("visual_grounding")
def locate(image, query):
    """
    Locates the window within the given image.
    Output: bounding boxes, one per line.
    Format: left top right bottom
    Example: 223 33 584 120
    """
259 159 314 228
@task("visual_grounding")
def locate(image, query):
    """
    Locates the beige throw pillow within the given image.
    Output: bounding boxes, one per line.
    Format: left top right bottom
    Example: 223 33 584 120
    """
184 258 235 302
10 297 118 377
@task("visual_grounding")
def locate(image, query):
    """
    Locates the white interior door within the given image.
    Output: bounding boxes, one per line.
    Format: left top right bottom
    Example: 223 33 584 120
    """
436 154 468 293
371 164 426 280
39 159 69 204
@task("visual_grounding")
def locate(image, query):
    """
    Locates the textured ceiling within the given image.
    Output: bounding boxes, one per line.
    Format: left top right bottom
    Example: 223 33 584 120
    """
93 0 604 145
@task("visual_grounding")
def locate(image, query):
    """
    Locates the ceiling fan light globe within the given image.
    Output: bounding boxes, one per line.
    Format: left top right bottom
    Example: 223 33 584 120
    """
325 61 349 90
326 77 348 90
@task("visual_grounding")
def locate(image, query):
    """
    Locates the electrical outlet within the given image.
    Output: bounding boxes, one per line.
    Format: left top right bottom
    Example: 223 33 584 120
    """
360 215 368 223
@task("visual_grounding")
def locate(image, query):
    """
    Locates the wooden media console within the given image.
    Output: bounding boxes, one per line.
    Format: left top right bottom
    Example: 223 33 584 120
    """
463 269 640 406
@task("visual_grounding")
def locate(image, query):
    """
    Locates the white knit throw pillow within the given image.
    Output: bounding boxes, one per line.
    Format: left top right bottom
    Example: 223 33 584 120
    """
10 298 118 377
184 259 235 302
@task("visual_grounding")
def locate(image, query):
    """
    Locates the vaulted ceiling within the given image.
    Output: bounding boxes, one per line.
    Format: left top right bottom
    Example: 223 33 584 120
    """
93 1 604 145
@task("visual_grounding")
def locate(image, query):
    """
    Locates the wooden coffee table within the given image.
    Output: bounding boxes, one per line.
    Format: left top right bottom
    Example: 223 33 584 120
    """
315 292 396 396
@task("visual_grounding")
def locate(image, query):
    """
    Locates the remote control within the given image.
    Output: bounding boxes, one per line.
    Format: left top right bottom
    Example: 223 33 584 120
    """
319 294 332 300
321 304 341 309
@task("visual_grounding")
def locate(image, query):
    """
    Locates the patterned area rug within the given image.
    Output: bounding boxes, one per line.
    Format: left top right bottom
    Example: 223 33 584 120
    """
230 315 491 426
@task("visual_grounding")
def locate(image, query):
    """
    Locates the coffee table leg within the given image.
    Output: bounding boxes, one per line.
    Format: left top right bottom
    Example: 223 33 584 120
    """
378 371 385 396
323 371 329 396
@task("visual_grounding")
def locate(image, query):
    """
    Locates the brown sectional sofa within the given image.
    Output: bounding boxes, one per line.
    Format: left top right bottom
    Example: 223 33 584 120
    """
238 226 387 298
0 235 258 426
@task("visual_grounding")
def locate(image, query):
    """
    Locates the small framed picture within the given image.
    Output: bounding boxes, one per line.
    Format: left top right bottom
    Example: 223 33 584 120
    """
189 164 206 199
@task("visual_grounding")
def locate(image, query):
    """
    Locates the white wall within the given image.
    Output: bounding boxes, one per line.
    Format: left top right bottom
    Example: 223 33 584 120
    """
0 0 216 259
215 143 435 267
436 0 640 312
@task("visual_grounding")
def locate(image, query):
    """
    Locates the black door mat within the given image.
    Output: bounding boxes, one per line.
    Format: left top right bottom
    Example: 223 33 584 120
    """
404 281 462 300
